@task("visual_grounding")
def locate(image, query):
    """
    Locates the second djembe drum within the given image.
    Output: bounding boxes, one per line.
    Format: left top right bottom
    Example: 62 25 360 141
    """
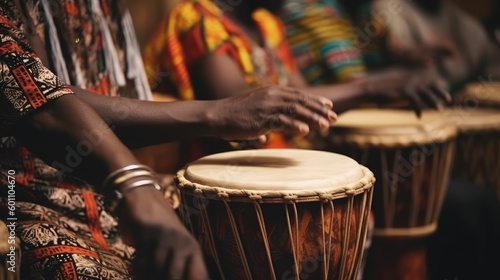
176 149 375 280
328 109 457 280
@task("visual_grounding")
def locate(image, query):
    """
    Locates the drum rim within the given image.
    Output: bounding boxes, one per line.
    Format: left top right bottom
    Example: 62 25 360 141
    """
442 108 500 132
175 165 375 203
457 82 500 107
329 109 458 147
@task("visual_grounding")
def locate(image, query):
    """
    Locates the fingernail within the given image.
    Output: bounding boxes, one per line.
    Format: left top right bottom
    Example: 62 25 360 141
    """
299 124 309 134
328 111 338 120
320 118 329 128
322 98 333 107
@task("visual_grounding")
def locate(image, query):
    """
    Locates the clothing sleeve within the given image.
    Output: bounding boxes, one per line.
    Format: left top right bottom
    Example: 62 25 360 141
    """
143 1 248 100
281 1 367 83
0 17 73 136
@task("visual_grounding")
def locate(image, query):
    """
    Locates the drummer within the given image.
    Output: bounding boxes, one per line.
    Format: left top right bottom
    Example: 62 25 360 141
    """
0 0 338 279
374 0 500 94
280 0 500 279
143 0 450 162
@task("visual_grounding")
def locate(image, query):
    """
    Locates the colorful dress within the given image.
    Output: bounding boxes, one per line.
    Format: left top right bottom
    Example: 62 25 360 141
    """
144 0 298 100
281 0 387 85
143 0 297 162
0 0 151 278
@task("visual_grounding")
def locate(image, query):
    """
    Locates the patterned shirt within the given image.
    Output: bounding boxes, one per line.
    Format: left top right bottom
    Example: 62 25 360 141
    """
0 0 149 278
143 0 298 100
281 0 387 85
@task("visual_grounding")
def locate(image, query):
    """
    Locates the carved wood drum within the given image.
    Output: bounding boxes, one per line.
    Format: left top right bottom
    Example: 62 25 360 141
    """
176 149 375 280
328 109 457 280
328 109 457 237
444 107 500 199
453 82 500 198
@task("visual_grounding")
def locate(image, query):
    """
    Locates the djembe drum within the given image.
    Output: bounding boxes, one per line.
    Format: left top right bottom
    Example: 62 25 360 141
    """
328 109 457 280
176 149 375 280
458 82 500 109
449 83 500 198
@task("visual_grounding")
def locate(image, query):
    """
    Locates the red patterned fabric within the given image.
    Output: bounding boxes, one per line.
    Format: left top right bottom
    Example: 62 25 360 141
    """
0 0 143 278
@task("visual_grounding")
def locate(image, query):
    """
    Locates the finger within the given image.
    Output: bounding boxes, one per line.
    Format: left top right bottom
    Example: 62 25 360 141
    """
282 104 331 132
186 252 210 280
167 252 192 280
133 236 162 279
430 83 452 104
268 113 310 135
418 86 443 111
297 94 337 122
279 86 333 108
257 134 268 144
404 90 423 118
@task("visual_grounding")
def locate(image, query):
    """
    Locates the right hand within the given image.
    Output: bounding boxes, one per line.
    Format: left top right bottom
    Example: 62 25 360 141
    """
118 186 209 280
208 85 337 141
363 68 452 117
391 39 458 68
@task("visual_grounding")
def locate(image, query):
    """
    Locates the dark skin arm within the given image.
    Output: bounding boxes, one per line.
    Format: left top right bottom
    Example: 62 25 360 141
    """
191 54 451 117
11 94 208 280
27 35 335 149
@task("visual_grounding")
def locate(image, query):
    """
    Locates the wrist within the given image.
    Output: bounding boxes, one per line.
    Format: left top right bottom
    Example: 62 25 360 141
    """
102 164 179 216
203 100 226 138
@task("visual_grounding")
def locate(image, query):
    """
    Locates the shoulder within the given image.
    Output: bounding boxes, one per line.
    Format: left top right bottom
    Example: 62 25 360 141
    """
170 0 225 34
254 9 288 47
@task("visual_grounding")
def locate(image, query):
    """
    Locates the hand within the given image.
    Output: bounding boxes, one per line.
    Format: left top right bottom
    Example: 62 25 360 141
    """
391 40 458 68
118 187 208 280
363 68 452 117
208 85 337 141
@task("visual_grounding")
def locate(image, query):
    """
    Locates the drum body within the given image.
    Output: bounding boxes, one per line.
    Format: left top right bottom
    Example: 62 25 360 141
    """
328 109 457 280
176 149 375 280
444 108 500 199
329 110 457 237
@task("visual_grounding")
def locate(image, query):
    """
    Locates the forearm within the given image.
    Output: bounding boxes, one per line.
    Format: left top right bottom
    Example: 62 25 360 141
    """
71 86 217 148
13 94 139 188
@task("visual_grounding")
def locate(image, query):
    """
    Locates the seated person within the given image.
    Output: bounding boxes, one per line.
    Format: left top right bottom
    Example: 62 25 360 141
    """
143 0 450 163
0 0 336 279
281 0 458 86
373 0 500 93
282 1 500 279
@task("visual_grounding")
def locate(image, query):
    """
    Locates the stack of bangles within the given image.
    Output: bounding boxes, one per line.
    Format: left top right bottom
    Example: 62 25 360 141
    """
102 164 181 216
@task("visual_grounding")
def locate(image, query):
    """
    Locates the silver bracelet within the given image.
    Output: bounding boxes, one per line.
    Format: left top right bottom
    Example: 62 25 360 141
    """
101 164 154 191
106 179 162 215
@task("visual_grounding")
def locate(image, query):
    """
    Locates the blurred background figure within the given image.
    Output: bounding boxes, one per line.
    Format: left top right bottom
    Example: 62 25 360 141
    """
374 0 500 93
280 0 500 279
143 0 449 166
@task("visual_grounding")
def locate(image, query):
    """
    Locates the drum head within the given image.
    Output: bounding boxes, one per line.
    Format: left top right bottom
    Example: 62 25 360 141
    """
442 108 500 133
458 83 500 108
330 109 457 147
177 149 374 201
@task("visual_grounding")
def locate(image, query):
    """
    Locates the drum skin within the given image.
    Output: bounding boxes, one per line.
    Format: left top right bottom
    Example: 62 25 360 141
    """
176 149 375 280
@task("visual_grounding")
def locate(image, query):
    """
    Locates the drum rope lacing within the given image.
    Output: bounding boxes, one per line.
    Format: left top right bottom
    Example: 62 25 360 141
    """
175 166 375 203
176 164 376 279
